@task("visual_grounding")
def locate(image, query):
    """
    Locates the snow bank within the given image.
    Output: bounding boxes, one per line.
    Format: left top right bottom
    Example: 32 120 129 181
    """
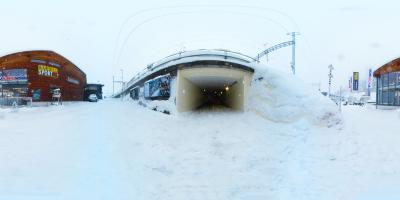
145 99 176 114
248 64 342 127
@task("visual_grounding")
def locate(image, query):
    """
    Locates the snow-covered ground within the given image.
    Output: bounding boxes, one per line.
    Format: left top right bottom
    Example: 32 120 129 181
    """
1 100 400 200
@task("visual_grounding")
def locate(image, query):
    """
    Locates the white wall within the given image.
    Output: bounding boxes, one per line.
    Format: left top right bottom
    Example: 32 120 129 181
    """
176 70 205 112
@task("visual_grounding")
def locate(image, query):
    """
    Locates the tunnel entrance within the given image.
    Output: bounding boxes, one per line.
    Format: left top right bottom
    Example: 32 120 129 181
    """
176 66 252 112
198 88 229 111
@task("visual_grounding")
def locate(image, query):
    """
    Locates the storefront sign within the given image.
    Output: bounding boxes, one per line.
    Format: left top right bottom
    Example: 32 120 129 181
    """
38 65 59 78
353 72 359 91
0 69 28 83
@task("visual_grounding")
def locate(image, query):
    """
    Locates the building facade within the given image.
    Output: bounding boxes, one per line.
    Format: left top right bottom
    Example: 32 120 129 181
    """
374 58 400 106
84 84 104 101
0 50 87 102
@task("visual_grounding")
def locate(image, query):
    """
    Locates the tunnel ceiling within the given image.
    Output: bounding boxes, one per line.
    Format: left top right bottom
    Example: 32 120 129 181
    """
186 76 238 90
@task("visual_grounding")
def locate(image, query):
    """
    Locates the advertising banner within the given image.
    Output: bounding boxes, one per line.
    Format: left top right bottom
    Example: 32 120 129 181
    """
144 75 170 98
368 69 372 88
38 65 59 78
0 69 28 83
353 72 359 91
367 69 372 96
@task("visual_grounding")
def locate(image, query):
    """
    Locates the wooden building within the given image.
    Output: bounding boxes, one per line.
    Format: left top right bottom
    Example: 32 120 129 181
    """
0 50 86 101
374 58 400 106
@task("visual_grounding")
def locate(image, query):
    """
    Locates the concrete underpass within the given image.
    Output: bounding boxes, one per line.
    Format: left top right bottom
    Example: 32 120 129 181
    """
176 66 253 112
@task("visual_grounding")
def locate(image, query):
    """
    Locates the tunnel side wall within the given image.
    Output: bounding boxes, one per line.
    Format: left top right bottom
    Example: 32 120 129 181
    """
176 70 206 112
225 78 244 110
224 73 252 111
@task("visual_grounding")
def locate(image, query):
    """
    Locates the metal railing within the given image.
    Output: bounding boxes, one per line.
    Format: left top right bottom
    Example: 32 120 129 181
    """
114 49 256 98
0 97 32 108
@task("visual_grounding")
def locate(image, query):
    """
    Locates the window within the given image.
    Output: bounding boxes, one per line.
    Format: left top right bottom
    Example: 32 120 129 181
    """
388 89 395 105
396 91 400 106
377 79 382 104
382 90 388 104
389 72 396 87
382 73 388 87
397 72 400 85
1 84 28 98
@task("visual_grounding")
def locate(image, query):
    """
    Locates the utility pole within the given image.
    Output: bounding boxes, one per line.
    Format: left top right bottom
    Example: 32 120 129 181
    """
112 75 115 96
120 69 124 100
339 86 342 112
120 69 124 91
287 32 300 75
328 64 334 97
112 69 125 98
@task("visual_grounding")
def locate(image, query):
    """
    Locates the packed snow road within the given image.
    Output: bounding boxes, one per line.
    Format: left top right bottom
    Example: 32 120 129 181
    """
1 100 400 200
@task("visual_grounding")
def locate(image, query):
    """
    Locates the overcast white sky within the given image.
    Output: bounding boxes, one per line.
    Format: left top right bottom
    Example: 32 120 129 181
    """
1 0 400 95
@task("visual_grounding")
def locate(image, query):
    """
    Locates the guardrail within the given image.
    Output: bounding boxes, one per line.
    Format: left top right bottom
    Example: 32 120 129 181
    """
114 49 256 98
0 97 32 108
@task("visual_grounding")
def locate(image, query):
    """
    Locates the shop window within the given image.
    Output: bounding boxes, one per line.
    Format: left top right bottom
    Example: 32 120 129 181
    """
389 72 396 87
1 84 28 98
377 77 382 105
395 91 400 106
388 89 395 105
382 73 388 87
382 91 388 104
397 72 400 86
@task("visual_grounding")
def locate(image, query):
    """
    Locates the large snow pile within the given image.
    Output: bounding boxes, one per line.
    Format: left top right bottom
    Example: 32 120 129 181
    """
248 64 342 127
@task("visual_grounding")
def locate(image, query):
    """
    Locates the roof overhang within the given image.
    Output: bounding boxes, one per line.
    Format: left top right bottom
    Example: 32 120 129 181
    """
373 57 400 77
